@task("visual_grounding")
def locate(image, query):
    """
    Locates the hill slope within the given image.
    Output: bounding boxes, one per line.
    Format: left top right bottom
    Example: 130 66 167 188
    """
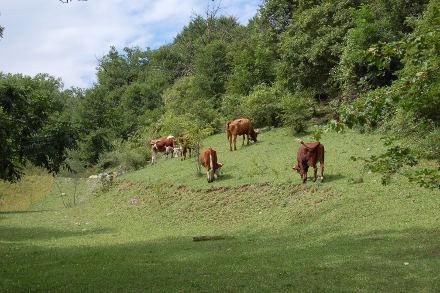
1 128 439 292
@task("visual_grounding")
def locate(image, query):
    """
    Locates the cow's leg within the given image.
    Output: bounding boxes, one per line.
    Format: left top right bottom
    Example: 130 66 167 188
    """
300 163 307 183
233 135 237 150
228 135 232 151
242 134 245 145
183 147 187 160
313 163 317 182
247 132 250 145
207 168 214 183
320 161 324 182
189 148 192 158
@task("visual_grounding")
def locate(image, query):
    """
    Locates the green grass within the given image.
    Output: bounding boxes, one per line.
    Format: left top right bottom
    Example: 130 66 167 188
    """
0 174 54 212
1 128 439 292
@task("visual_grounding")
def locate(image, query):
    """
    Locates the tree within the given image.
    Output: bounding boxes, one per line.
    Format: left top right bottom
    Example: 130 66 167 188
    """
0 73 78 182
277 0 360 96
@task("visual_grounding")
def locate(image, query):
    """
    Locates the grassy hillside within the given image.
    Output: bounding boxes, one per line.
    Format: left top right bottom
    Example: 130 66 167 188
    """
1 128 439 292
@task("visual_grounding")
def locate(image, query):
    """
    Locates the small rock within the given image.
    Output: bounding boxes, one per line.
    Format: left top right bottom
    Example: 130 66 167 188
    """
131 195 140 205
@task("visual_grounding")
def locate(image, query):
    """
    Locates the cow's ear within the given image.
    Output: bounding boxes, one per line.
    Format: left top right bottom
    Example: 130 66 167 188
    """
218 163 224 168
255 129 259 134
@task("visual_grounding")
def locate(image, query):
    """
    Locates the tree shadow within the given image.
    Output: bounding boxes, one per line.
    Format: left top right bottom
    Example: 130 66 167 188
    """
1 227 439 291
0 210 53 215
0 226 113 242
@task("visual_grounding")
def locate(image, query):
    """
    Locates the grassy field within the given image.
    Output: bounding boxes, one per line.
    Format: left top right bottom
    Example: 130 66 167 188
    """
1 128 439 292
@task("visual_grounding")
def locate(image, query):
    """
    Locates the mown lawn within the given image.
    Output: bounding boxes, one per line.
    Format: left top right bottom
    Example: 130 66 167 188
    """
1 128 439 292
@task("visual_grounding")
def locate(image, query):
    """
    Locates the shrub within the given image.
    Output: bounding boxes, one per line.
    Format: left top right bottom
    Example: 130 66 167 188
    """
351 145 418 185
279 89 316 133
221 94 246 121
97 149 146 172
242 84 281 128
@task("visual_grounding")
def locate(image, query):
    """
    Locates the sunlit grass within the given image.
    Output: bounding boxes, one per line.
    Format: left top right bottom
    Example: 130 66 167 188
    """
1 128 439 292
0 174 54 212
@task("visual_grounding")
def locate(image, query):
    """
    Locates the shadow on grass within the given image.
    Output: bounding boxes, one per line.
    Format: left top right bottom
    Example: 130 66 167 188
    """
1 227 439 292
322 173 345 183
215 174 233 182
0 226 113 242
0 210 53 215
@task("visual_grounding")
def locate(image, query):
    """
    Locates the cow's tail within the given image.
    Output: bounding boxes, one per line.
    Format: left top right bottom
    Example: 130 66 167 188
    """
209 148 214 171
297 138 306 146
297 138 320 150
226 121 231 137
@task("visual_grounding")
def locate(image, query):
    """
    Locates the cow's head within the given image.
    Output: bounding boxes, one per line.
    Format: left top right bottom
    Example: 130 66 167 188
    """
213 162 224 179
251 129 259 142
293 164 308 183
292 164 300 174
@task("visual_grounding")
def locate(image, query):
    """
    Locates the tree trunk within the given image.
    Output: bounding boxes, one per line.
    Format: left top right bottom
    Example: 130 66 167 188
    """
195 144 201 174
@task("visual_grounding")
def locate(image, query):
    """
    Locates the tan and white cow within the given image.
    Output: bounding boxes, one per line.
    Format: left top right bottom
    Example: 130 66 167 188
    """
199 147 224 183
150 135 176 165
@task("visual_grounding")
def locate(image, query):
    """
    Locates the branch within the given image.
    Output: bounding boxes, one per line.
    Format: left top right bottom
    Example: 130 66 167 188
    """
59 0 87 3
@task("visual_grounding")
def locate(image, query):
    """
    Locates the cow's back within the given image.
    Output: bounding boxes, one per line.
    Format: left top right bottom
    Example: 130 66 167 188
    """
200 147 220 169
199 148 210 168
229 118 252 135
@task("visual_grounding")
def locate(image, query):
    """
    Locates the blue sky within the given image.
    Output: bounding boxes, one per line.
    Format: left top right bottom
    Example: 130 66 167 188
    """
0 0 261 88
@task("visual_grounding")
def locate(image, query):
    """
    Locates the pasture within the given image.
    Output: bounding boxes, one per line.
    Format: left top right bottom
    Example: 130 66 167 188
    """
1 128 439 292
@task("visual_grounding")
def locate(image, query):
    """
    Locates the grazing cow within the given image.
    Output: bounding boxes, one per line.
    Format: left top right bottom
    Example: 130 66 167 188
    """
199 147 224 183
226 118 259 151
178 135 193 160
292 139 324 183
150 135 176 165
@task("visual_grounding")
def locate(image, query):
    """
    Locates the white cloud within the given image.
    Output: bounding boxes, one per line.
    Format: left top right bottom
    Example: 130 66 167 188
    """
0 0 260 88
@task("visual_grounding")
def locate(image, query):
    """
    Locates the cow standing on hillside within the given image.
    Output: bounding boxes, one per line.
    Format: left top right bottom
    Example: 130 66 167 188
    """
226 118 259 151
150 135 176 165
292 139 325 183
199 147 224 183
178 135 193 160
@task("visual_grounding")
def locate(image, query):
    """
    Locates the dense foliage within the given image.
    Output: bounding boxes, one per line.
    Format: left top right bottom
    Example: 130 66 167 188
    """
1 0 438 185
0 74 77 181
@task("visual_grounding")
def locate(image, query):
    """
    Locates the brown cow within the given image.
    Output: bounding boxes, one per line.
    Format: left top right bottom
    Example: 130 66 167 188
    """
199 147 224 183
178 135 193 160
226 118 259 151
292 139 324 183
150 135 176 165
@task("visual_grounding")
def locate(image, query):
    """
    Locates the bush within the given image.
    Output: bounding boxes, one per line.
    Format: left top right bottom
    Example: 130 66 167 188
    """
242 84 281 128
221 94 246 121
97 149 146 172
279 89 316 133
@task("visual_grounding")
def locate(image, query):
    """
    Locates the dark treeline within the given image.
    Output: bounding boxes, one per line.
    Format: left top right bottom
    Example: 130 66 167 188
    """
1 0 439 181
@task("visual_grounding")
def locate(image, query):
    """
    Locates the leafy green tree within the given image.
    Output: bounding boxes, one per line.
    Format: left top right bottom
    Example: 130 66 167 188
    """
193 40 230 107
278 0 359 96
173 11 241 76
279 89 316 133
162 76 218 128
338 1 429 99
396 0 440 123
0 73 77 182
242 84 282 128
226 34 276 96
